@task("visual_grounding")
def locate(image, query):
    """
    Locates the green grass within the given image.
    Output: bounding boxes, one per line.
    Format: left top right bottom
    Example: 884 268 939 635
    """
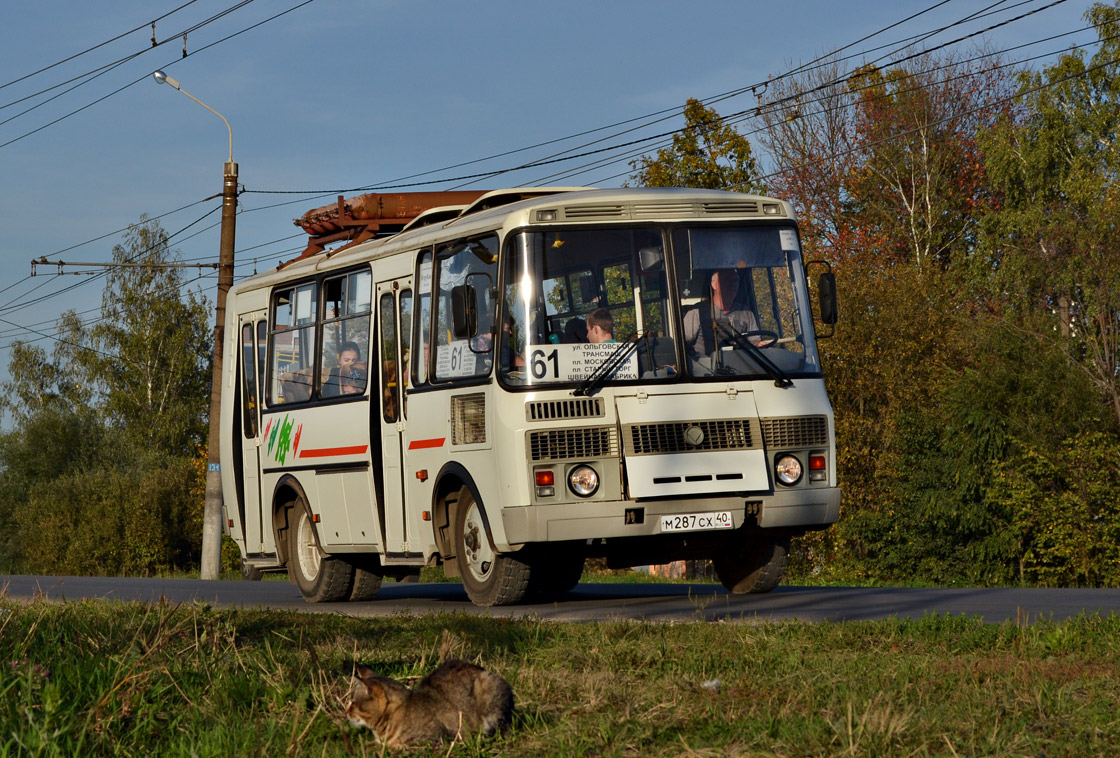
1 598 1118 757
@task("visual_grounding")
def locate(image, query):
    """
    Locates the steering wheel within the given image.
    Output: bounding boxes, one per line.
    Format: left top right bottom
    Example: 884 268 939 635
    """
720 329 778 349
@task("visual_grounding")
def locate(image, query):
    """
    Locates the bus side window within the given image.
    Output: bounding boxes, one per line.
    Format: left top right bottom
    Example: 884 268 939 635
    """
319 269 372 399
399 289 412 417
432 236 498 382
379 292 399 423
240 323 258 437
269 283 317 404
414 252 432 388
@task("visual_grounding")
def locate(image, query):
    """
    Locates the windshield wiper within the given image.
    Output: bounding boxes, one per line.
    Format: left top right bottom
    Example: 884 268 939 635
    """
572 332 643 397
714 323 793 388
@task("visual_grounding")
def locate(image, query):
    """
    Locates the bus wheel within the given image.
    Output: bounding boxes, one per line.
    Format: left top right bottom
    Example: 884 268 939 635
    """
712 534 790 594
346 557 384 602
287 505 353 602
454 487 531 606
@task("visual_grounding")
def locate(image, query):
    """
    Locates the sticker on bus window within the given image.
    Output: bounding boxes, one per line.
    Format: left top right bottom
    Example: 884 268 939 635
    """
436 341 478 378
524 343 638 383
779 229 799 252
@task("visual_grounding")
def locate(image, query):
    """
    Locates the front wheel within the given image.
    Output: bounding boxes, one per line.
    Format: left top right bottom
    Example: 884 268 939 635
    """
286 504 353 602
454 487 532 607
712 533 789 594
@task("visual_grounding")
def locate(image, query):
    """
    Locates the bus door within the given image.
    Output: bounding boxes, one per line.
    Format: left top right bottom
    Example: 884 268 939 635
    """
376 279 417 557
237 313 268 551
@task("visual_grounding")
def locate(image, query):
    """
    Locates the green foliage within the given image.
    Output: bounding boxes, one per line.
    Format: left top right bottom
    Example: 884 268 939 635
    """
628 98 763 191
2 603 1120 756
989 432 1120 587
85 217 212 454
17 454 203 576
0 215 210 574
977 3 1120 426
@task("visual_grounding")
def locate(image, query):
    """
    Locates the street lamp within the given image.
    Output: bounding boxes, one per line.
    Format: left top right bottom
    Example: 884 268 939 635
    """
154 69 237 581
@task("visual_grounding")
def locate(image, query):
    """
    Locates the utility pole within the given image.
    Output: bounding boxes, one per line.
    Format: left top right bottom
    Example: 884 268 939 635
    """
154 70 235 580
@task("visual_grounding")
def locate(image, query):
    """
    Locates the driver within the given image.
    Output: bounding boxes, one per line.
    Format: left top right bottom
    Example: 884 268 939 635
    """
682 269 760 357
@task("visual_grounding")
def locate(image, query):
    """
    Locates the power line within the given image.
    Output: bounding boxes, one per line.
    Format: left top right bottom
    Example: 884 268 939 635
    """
0 0 202 92
0 0 312 151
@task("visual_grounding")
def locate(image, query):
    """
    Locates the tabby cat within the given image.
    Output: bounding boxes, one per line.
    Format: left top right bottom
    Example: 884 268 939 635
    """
346 660 514 748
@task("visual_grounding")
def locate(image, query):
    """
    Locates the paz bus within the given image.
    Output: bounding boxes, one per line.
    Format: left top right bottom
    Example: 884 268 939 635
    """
219 186 840 606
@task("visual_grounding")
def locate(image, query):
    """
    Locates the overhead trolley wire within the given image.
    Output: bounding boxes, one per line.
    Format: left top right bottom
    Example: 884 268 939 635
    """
0 0 313 151
0 0 203 92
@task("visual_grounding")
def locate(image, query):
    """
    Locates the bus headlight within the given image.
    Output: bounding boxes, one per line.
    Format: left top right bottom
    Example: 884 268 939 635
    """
775 455 802 486
568 465 600 497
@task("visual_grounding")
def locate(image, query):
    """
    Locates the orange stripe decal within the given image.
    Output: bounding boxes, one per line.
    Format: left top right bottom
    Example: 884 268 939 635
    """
298 445 369 458
408 437 446 450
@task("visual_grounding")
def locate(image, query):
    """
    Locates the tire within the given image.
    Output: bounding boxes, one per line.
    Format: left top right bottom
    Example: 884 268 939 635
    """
346 556 384 601
395 568 421 584
286 505 353 602
454 486 532 607
712 534 790 594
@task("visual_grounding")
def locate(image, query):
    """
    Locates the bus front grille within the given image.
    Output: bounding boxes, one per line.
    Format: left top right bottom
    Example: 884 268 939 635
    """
625 419 759 455
526 397 604 421
760 416 829 448
528 427 618 461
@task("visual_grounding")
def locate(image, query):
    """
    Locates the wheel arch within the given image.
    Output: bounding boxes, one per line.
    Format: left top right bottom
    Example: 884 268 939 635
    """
271 474 312 568
431 462 495 572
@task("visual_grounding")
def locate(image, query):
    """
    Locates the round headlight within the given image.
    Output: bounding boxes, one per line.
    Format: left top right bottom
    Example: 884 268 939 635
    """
775 455 803 486
568 465 600 497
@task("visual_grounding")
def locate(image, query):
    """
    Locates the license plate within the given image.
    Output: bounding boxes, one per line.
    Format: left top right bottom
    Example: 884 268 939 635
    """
659 511 734 533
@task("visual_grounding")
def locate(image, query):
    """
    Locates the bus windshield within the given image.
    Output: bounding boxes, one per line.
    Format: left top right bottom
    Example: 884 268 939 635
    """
500 227 677 387
672 225 820 379
499 223 820 388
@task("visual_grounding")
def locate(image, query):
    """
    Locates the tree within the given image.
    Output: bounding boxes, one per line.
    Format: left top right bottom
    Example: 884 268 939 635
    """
629 98 764 191
0 215 211 574
82 216 212 454
979 2 1120 427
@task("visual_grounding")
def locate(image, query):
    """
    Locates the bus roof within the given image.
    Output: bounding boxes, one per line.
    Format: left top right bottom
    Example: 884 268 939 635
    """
236 186 795 295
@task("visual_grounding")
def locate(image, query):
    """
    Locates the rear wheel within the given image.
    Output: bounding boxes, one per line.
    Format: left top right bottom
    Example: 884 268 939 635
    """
287 504 353 602
454 487 532 607
712 533 789 594
346 556 384 601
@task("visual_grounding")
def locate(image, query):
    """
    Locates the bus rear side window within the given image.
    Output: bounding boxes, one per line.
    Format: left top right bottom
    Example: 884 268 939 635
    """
270 283 317 404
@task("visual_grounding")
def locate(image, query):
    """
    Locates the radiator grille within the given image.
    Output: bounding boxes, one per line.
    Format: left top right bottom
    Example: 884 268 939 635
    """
451 393 486 445
760 416 828 448
529 427 618 461
626 419 757 455
526 397 604 421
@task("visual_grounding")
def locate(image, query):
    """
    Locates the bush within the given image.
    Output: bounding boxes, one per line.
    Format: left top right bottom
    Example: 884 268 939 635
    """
990 432 1120 587
16 456 203 576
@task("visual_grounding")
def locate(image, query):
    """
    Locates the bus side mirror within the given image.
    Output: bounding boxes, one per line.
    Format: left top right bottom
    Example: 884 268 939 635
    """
818 272 838 325
451 284 477 339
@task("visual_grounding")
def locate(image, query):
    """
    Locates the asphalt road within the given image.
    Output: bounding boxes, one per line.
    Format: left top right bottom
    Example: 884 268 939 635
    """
4 574 1120 623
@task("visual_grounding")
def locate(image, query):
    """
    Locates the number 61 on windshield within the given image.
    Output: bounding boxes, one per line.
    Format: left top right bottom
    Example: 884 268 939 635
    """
527 343 639 382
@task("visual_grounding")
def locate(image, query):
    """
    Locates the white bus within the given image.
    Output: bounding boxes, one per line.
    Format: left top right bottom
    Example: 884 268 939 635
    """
219 187 840 606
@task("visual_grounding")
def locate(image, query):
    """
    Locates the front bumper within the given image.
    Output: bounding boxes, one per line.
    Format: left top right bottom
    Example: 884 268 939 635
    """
500 486 840 546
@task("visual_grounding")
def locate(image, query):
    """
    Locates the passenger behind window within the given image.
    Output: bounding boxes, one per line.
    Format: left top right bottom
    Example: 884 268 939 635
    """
586 308 617 344
323 341 366 397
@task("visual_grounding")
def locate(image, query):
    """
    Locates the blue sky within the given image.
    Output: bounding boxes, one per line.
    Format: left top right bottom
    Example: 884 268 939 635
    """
0 0 1101 385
